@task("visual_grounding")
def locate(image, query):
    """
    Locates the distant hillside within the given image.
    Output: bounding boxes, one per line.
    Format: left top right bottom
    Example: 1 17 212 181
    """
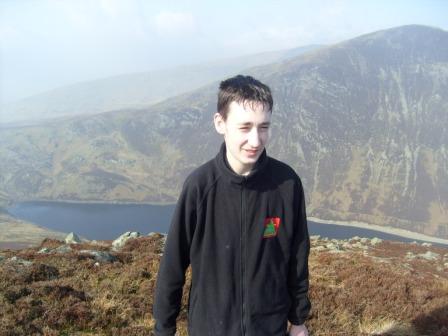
0 234 447 335
0 25 447 239
0 45 321 125
0 213 67 250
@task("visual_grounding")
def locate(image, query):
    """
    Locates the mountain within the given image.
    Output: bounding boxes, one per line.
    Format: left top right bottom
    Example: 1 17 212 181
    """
0 234 447 335
0 45 322 125
0 25 447 239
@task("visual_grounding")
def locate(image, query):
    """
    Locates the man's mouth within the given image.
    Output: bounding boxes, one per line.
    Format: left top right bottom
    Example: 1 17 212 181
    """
245 149 259 156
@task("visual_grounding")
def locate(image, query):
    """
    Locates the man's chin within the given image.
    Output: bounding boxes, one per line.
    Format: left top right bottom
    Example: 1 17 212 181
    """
242 156 260 165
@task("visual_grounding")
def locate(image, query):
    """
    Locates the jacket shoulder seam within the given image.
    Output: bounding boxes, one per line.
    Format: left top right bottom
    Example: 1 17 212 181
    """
196 174 222 213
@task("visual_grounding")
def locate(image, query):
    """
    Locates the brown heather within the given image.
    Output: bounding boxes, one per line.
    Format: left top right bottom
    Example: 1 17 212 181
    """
0 235 447 336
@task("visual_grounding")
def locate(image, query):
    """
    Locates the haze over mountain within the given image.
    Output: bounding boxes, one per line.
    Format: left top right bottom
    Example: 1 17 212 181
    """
0 45 321 125
0 25 447 239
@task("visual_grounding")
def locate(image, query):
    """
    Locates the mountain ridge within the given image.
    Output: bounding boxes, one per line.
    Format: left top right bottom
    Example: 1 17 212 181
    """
0 25 447 239
0 45 322 125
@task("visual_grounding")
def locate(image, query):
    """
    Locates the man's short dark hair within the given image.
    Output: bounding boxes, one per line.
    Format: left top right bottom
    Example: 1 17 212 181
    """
217 75 273 120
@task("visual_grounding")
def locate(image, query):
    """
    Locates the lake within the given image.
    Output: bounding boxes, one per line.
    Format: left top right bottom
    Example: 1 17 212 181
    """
6 201 438 244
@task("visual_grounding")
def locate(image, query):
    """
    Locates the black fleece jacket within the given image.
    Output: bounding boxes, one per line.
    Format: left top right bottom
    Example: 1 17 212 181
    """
153 143 311 336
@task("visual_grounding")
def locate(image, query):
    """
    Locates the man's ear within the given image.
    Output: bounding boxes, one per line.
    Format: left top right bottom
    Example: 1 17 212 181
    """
214 113 226 135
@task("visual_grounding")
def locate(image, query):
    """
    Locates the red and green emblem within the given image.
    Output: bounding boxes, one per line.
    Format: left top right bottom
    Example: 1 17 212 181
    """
263 217 281 238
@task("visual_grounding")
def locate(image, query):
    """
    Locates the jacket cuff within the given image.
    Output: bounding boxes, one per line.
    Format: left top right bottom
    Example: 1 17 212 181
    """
153 323 176 336
288 315 307 326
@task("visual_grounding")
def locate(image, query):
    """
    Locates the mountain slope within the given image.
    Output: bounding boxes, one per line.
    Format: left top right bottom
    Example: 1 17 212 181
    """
0 25 447 238
0 45 321 125
258 24 448 237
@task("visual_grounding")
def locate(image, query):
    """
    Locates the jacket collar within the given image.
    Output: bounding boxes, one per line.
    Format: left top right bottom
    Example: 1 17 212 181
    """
215 142 269 185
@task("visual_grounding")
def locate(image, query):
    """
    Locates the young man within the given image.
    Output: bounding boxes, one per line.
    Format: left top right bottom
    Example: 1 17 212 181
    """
153 75 311 336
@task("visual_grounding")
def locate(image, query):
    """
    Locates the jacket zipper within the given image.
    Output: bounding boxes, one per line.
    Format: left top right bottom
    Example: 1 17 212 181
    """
241 180 247 335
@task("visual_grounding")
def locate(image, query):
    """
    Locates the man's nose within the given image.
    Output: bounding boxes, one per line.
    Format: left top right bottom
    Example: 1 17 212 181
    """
248 128 260 147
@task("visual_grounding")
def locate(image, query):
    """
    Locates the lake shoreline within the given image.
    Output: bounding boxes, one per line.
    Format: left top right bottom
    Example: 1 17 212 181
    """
10 198 175 206
309 216 448 246
8 199 448 246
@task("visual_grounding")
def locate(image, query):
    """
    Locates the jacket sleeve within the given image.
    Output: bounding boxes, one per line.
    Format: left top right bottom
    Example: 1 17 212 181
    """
287 178 311 325
153 178 197 336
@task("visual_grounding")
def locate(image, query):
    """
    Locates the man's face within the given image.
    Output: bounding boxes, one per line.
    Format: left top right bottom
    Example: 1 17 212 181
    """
214 100 271 176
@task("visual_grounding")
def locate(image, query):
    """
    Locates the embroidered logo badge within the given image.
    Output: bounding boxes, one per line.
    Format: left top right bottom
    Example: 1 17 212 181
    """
263 217 281 238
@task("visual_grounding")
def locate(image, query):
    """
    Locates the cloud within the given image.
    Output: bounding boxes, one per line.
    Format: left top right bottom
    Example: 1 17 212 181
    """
153 11 196 37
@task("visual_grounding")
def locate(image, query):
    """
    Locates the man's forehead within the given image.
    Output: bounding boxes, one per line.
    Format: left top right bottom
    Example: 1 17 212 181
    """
227 100 271 122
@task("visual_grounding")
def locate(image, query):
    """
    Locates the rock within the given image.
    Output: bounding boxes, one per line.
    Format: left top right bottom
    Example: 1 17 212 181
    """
342 242 352 249
444 263 448 268
310 235 321 240
65 232 81 244
360 237 369 243
353 242 368 249
54 245 73 254
8 256 33 266
79 250 117 263
312 246 326 252
370 238 383 246
37 247 52 254
350 236 361 241
112 231 141 250
422 242 432 247
418 251 439 260
326 243 345 253
405 252 416 260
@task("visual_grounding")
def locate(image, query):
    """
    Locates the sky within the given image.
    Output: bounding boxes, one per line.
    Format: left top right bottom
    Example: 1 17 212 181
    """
1 0 447 104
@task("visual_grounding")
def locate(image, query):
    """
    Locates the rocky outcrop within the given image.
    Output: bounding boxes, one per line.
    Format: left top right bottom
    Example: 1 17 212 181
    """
6 256 33 267
79 250 117 263
112 231 141 250
65 232 82 244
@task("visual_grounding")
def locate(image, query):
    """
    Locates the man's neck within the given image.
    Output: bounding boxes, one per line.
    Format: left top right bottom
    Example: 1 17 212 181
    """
225 152 252 176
